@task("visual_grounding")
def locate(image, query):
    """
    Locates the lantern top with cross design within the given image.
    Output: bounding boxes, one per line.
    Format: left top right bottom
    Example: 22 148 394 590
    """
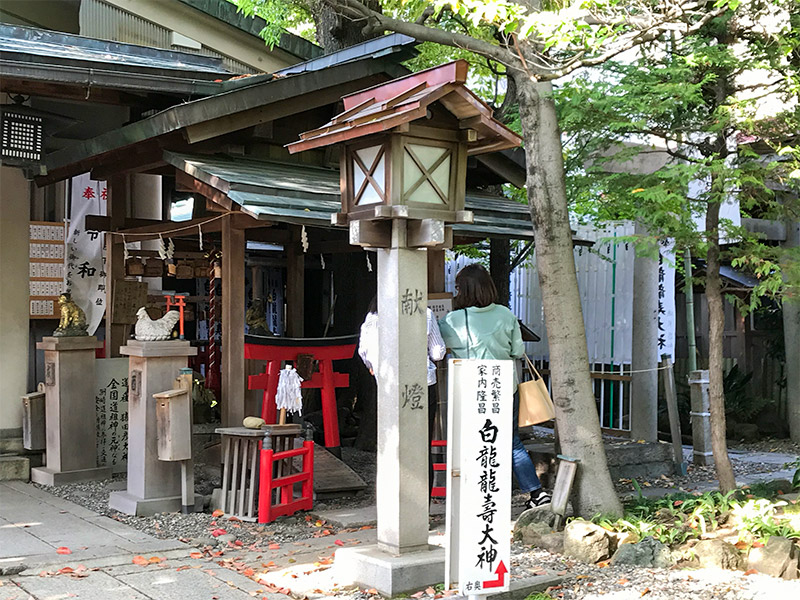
288 60 522 227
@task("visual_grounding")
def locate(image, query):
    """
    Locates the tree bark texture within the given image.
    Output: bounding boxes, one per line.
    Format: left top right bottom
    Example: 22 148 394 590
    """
516 77 622 518
705 198 736 491
312 0 381 52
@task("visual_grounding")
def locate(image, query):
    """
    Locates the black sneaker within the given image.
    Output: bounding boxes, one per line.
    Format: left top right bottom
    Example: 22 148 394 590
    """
525 490 552 509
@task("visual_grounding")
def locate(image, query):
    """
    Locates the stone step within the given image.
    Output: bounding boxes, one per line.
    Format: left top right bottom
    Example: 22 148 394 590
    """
0 455 30 481
523 439 675 482
0 436 23 454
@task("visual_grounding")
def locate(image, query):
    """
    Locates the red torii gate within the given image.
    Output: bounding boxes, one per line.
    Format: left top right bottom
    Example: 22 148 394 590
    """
245 335 358 454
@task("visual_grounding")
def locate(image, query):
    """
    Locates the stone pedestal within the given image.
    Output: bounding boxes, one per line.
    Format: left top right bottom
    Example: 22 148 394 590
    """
689 370 713 466
336 545 446 598
109 340 198 515
31 336 112 485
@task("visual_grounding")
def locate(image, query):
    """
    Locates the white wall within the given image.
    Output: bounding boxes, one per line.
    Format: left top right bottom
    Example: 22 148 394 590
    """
0 167 31 433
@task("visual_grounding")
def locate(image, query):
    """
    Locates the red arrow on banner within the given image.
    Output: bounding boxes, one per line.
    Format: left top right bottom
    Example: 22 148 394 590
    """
482 561 508 589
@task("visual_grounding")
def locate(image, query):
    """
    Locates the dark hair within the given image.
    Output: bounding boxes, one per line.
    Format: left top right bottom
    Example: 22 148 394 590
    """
452 264 497 310
367 294 377 315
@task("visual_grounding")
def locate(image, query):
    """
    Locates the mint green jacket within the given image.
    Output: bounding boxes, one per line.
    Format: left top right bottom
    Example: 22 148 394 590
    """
439 304 525 362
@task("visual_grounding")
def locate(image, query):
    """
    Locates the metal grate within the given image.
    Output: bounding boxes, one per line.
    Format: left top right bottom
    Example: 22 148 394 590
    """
1 110 43 164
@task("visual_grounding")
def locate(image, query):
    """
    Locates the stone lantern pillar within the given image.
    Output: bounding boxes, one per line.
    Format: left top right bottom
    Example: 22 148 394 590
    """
288 60 522 596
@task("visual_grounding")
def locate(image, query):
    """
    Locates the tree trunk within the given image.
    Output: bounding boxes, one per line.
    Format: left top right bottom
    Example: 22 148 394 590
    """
516 77 622 518
312 0 381 52
705 198 736 491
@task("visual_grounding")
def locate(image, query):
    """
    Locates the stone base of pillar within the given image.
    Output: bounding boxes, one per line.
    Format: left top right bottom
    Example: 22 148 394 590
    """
31 465 111 486
108 490 202 516
335 544 445 598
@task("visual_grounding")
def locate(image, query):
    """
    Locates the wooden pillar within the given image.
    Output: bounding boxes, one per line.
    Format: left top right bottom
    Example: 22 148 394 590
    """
427 249 445 294
105 175 128 358
286 226 305 337
222 214 246 427
490 237 511 307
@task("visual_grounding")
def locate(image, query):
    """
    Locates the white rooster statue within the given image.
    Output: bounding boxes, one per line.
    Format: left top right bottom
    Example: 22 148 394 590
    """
134 307 181 341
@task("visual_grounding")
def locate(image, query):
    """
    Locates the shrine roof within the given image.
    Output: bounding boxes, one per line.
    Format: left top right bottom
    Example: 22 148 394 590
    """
287 60 522 156
163 151 535 240
0 23 229 75
37 43 413 185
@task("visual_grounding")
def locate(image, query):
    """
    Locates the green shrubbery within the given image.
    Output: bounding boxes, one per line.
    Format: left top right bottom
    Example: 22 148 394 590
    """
590 482 800 547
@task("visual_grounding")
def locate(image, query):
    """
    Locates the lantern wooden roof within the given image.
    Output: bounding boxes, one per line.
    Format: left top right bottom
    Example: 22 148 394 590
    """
287 60 522 155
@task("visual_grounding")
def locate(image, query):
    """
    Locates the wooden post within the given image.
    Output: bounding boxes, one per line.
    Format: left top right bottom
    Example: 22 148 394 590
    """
661 354 688 476
222 214 245 427
427 249 446 294
106 175 128 357
490 238 511 307
285 226 305 337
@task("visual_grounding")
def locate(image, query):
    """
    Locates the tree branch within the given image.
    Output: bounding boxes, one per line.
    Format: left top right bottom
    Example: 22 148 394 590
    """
327 0 526 73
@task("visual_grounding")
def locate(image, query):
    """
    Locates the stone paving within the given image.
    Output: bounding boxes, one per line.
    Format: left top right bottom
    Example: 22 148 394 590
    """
0 481 556 600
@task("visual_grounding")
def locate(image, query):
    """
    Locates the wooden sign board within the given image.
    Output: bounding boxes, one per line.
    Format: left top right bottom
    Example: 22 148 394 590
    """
446 359 513 595
428 292 453 322
29 221 66 319
111 280 148 324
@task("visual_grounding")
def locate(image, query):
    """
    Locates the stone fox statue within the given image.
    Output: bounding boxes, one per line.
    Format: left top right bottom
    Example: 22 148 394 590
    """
54 293 88 336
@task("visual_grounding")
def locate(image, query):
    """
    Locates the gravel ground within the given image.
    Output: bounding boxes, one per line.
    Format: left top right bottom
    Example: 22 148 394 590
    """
510 544 800 599
33 436 800 599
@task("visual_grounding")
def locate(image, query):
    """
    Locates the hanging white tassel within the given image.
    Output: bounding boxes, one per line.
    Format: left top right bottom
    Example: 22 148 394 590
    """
198 224 203 251
122 233 130 261
320 254 325 270
158 234 167 260
276 366 304 415
166 238 175 260
365 252 372 272
301 225 309 253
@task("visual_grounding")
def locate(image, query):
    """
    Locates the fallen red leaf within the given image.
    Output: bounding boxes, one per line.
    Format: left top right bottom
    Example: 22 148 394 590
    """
211 529 227 537
242 568 255 577
425 587 436 595
212 509 224 518
641 588 651 597
268 543 281 550
58 567 74 574
744 568 759 576
752 541 765 548
617 578 629 585
234 540 243 547
262 561 276 568
132 556 148 566
148 557 163 564
190 552 203 559
334 539 344 546
56 547 72 555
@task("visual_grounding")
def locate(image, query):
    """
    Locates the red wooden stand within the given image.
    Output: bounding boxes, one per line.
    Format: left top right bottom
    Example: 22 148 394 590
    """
431 439 447 498
245 336 357 451
257 426 314 523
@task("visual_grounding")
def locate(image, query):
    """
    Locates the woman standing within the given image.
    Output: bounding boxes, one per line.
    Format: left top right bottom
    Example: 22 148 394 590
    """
439 264 551 509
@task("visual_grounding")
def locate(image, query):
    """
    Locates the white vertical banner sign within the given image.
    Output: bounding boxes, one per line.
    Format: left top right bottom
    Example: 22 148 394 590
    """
657 241 676 358
65 173 107 335
446 359 512 596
